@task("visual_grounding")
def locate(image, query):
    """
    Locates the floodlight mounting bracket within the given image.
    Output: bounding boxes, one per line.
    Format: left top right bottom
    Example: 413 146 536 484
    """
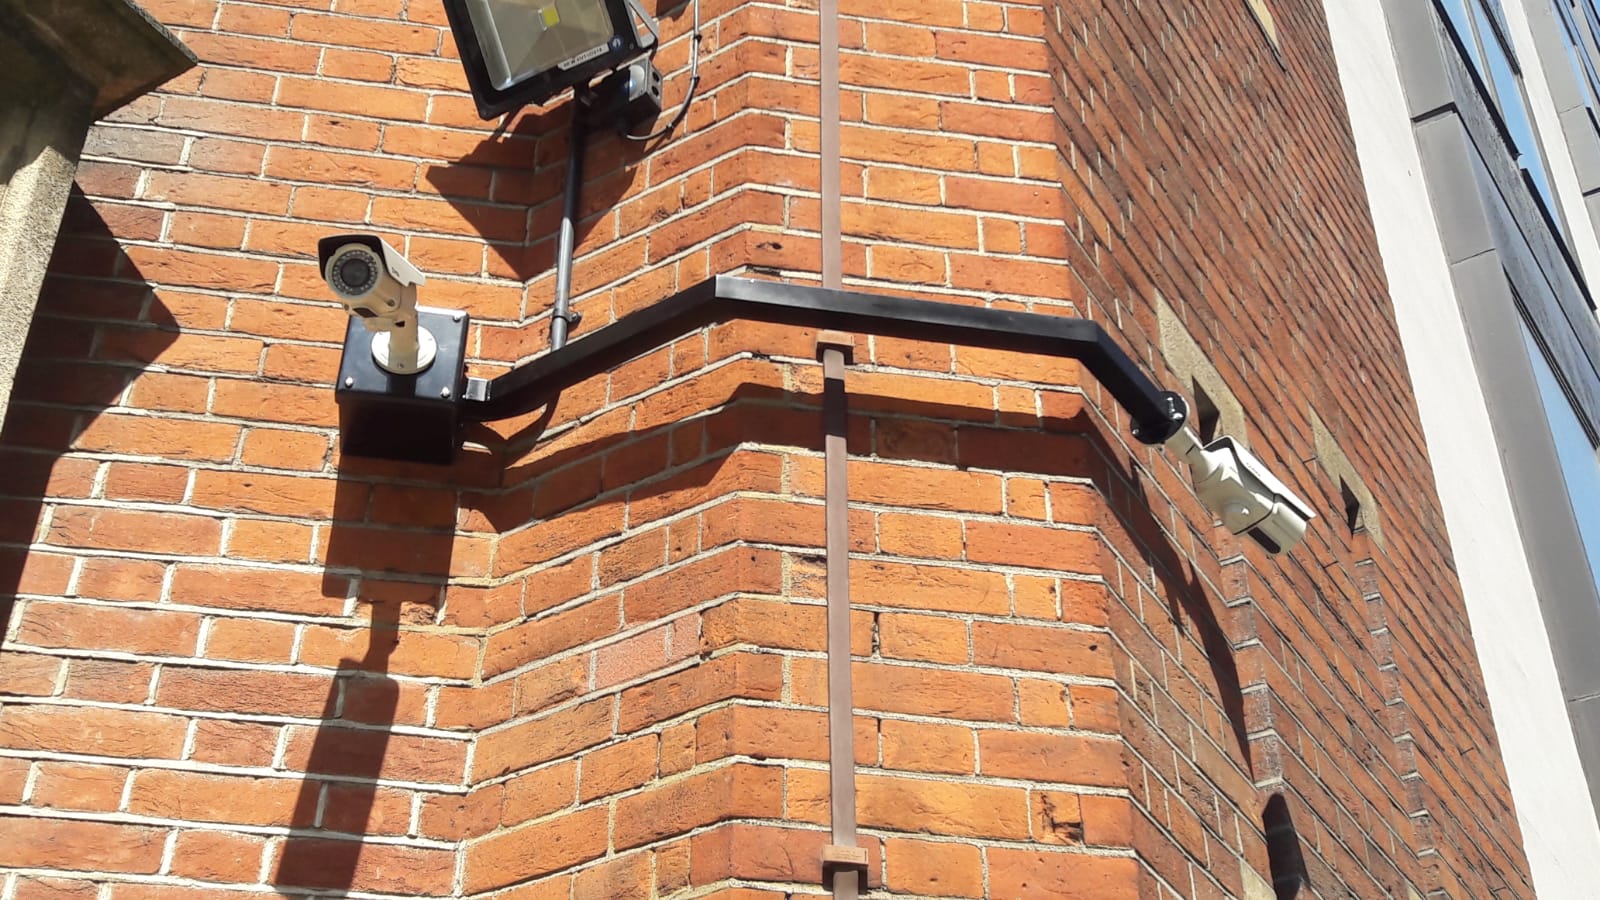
332 276 1188 463
621 0 660 51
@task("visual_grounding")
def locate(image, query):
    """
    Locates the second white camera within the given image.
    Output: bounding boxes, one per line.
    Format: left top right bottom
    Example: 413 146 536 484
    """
1167 430 1315 555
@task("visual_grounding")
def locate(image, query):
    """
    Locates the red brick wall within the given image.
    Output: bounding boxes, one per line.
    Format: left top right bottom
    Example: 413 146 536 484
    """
0 0 1530 897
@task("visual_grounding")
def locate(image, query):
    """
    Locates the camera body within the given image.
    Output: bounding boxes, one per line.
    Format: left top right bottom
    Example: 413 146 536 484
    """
318 235 425 324
1167 430 1315 555
318 234 435 375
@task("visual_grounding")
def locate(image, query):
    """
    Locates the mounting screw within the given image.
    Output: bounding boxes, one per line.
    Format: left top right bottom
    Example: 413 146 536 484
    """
343 377 355 388
440 387 452 399
452 311 464 323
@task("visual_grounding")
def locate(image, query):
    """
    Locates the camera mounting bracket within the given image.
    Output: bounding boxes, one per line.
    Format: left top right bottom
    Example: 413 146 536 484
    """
333 276 1187 464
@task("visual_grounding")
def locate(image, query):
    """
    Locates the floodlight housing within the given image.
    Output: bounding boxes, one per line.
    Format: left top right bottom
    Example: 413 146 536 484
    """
442 0 656 119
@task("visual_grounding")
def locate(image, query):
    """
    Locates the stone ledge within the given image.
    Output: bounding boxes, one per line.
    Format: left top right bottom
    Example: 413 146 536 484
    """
0 0 195 117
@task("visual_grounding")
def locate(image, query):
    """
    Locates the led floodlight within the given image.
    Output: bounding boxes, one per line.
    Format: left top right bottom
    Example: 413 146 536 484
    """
443 0 657 119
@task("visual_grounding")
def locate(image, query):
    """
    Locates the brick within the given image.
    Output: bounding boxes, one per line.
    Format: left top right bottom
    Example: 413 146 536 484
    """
972 621 1115 678
985 848 1140 899
16 601 201 657
0 758 26 805
212 383 337 429
854 662 1014 722
298 624 479 680
11 876 101 899
513 656 590 716
0 705 187 759
128 770 307 827
290 13 442 54
143 171 293 215
75 415 240 461
573 852 653 900
502 761 577 826
964 521 1101 573
0 653 63 697
618 652 784 732
691 824 881 888
579 735 658 802
701 597 826 653
192 469 340 518
0 818 167 873
30 762 130 812
278 77 425 119
267 147 419 189
280 724 468 785
881 719 974 775
126 372 211 413
322 783 415 836
695 705 830 764
155 667 330 718
274 837 455 895
1082 794 1136 847
979 731 1126 787
224 519 315 564
102 462 191 503
465 805 609 893
170 565 347 617
204 617 298 663
879 612 969 663
885 837 984 897
475 697 615 781
170 829 269 883
857 773 1030 839
189 719 280 768
484 597 620 678
853 560 1010 615
62 659 156 705
614 764 783 849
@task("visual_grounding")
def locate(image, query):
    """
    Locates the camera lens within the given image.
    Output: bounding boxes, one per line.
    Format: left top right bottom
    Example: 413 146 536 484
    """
335 253 376 294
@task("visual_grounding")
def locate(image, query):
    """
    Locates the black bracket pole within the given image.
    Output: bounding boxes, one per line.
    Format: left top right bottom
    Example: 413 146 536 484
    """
459 275 1187 444
549 120 587 350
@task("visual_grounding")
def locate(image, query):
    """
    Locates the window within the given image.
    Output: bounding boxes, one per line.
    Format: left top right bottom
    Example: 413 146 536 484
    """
1437 0 1565 230
1521 321 1600 594
1551 0 1600 110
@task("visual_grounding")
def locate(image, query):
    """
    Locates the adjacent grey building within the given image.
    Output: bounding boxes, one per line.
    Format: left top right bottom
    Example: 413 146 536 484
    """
1327 0 1600 892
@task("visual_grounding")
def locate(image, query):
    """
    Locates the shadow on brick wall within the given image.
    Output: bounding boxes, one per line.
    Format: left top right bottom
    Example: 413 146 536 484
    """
0 194 177 634
466 376 1254 782
269 366 1254 886
273 470 462 896
424 110 643 289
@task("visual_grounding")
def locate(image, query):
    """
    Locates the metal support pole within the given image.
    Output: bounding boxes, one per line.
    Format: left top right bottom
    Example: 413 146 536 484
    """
818 330 866 899
551 121 587 350
819 0 841 290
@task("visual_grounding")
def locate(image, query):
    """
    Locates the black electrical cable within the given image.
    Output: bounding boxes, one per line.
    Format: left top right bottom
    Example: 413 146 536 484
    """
626 0 702 142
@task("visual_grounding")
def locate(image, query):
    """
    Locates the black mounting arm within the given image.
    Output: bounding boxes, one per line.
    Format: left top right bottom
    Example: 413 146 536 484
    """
335 276 1186 463
460 275 1186 441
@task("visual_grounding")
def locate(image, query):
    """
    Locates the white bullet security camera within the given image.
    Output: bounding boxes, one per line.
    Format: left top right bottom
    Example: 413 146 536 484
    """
317 234 436 375
1166 428 1315 555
